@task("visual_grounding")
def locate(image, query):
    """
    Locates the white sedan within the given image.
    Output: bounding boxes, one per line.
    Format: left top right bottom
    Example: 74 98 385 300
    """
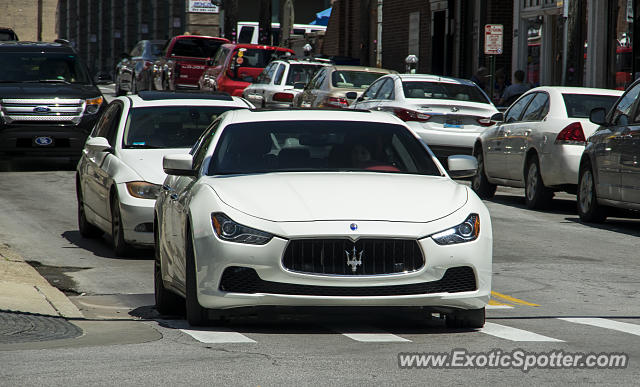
76 91 252 256
350 74 498 164
472 86 622 208
154 109 492 327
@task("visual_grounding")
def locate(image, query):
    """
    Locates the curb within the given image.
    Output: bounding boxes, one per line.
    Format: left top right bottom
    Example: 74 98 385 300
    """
0 244 83 319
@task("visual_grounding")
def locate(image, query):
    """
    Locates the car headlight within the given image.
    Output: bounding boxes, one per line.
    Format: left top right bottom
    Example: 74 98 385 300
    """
431 214 480 245
211 212 273 245
85 96 104 114
126 181 161 199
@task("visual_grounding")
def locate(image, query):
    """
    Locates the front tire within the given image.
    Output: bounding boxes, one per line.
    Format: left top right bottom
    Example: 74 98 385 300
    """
577 162 607 223
111 194 133 257
471 147 497 199
446 308 485 329
185 229 208 326
524 156 553 209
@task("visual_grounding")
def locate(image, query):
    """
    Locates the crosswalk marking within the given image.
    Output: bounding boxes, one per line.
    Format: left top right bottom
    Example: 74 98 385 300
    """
559 318 640 337
179 329 256 343
341 333 411 342
481 322 564 342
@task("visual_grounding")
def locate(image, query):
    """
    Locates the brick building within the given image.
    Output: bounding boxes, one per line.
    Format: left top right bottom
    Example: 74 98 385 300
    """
323 0 514 85
0 0 58 42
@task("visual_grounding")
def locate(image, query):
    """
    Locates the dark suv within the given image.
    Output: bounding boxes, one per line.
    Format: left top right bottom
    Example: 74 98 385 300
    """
0 41 105 160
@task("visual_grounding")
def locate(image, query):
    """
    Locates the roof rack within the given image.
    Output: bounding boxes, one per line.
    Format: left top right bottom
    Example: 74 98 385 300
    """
137 91 233 101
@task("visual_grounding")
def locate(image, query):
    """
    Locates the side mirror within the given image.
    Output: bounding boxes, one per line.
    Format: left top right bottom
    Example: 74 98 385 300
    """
490 112 504 122
589 107 608 126
345 91 358 100
293 82 307 90
85 137 112 153
447 155 478 179
163 154 196 176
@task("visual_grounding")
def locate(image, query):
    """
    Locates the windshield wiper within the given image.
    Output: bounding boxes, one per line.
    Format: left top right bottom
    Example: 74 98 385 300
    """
24 79 72 85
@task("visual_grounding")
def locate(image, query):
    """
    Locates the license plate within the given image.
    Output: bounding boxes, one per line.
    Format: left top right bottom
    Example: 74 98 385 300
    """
33 136 55 146
444 120 462 128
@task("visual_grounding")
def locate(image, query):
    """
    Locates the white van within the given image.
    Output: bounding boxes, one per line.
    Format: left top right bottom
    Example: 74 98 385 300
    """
237 22 326 46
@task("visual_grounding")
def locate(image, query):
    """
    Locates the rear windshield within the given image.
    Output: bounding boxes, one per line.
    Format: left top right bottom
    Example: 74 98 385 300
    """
286 64 324 86
208 120 441 176
234 48 291 68
0 52 91 84
402 81 490 104
123 106 240 149
562 94 619 118
172 38 225 58
331 71 387 89
0 31 18 41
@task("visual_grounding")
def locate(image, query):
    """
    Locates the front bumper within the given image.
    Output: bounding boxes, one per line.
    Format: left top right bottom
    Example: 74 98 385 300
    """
0 117 99 159
117 184 155 246
191 219 492 311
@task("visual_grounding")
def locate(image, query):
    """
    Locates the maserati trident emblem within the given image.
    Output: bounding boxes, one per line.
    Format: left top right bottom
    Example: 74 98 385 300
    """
451 106 459 112
345 246 363 273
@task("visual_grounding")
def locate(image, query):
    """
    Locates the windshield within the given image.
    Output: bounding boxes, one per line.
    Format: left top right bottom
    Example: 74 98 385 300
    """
402 81 490 103
172 38 225 58
123 106 240 149
209 120 441 176
331 71 387 89
286 64 324 86
234 48 291 68
151 43 164 56
0 52 91 84
562 94 619 118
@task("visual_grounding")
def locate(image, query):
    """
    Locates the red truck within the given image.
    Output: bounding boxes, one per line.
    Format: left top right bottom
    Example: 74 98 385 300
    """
198 43 295 96
152 35 229 91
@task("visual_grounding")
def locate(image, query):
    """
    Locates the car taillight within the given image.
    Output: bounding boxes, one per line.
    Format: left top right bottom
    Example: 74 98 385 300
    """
325 97 349 108
555 122 586 144
476 117 494 127
273 92 294 102
393 108 431 122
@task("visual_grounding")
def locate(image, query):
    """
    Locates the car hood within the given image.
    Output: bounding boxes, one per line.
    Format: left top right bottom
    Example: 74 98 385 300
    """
119 149 190 185
206 172 468 222
408 100 498 116
0 83 102 99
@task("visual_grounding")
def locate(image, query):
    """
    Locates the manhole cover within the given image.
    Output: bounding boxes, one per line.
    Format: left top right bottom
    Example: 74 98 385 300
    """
0 311 82 344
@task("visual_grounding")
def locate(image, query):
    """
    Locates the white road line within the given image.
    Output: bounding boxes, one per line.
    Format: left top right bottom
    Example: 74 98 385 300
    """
341 333 411 342
481 322 564 342
559 318 640 337
180 329 256 343
486 304 514 310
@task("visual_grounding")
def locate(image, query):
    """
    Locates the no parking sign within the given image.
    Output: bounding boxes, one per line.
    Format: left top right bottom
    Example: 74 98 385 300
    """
484 24 503 55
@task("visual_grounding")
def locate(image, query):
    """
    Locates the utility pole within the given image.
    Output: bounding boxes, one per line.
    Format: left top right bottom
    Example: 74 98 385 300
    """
215 0 238 42
279 0 295 49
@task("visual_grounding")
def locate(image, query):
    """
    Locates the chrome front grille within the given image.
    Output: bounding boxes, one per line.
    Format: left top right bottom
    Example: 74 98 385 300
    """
282 238 424 276
0 98 85 125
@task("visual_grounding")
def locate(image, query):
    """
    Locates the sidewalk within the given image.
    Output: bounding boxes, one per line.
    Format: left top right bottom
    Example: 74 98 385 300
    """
0 243 82 318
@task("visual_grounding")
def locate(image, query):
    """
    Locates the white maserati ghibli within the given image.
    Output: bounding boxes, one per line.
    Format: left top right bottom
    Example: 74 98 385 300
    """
154 109 492 328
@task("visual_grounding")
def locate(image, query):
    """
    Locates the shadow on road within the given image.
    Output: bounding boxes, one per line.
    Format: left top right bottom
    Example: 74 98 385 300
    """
0 158 78 172
61 230 154 260
489 193 578 216
564 217 640 237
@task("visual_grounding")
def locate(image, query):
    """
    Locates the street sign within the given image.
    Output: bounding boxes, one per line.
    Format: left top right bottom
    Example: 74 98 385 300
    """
189 0 219 13
484 24 503 55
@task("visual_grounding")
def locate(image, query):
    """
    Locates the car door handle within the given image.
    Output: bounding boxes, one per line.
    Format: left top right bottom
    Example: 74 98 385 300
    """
524 129 532 136
504 130 511 136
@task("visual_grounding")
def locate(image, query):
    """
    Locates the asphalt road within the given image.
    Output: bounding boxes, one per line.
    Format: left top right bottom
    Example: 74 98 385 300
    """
0 163 639 385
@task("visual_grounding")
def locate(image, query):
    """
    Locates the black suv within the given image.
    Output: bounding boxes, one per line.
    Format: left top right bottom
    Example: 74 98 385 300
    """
0 41 105 160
